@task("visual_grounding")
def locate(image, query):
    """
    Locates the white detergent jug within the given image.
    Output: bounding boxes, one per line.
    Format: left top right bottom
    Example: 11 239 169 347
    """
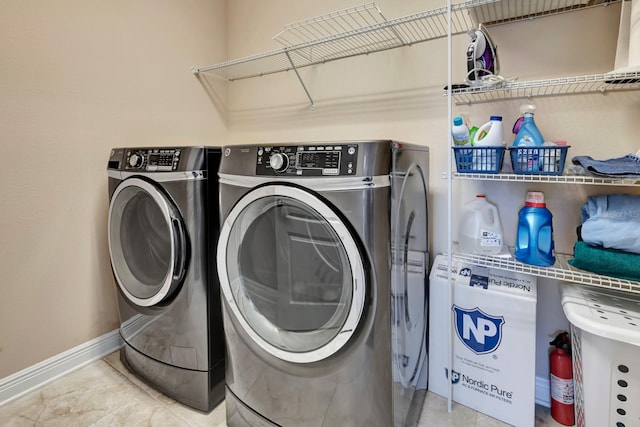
473 116 504 171
458 194 504 255
475 116 504 147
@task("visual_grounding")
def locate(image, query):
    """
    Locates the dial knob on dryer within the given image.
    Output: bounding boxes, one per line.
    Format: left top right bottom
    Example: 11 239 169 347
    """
269 153 288 173
129 153 144 168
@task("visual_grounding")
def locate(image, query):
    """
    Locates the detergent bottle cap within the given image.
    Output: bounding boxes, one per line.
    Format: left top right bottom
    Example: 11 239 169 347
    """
490 116 503 121
525 191 546 207
520 104 536 114
453 116 464 126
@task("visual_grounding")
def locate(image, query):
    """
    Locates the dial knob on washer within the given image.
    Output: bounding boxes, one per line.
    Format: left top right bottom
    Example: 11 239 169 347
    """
129 153 144 168
269 153 288 172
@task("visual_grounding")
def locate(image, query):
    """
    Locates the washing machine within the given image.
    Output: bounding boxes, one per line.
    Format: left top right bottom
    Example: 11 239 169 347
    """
216 141 430 426
107 146 225 412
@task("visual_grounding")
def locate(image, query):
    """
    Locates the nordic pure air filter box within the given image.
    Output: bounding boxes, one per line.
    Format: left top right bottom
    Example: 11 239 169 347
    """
428 255 538 427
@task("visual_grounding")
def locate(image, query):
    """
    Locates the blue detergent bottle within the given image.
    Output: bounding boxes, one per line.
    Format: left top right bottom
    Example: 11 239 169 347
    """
513 105 544 147
513 105 544 171
515 191 556 267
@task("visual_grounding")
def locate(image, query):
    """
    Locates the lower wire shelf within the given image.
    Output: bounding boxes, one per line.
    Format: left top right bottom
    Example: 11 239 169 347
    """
452 248 640 295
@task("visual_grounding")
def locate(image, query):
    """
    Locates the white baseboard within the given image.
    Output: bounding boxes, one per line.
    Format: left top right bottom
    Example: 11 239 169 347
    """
0 329 123 407
535 376 551 408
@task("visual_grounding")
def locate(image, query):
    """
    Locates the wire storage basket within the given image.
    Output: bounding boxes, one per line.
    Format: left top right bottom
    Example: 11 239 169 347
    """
453 146 506 174
509 146 570 175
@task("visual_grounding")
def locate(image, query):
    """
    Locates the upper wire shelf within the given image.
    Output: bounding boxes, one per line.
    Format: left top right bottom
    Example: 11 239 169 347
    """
449 71 640 105
192 0 617 106
451 172 640 186
192 1 489 81
453 250 640 295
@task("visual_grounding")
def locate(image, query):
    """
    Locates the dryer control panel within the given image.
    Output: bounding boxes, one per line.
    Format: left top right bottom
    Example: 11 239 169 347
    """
256 144 358 176
124 148 181 171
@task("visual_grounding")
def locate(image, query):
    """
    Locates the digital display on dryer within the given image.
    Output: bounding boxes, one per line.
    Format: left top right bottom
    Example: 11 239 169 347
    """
297 151 340 173
255 144 358 176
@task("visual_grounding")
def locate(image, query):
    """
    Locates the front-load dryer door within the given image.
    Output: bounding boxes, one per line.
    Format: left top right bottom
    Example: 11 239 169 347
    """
217 184 366 364
108 177 187 308
391 162 428 389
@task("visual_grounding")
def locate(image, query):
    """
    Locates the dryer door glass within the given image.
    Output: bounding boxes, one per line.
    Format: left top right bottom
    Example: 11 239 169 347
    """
218 185 366 364
391 161 429 389
109 178 186 307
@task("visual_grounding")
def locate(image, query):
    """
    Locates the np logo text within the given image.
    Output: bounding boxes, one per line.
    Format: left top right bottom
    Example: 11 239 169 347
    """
453 306 504 355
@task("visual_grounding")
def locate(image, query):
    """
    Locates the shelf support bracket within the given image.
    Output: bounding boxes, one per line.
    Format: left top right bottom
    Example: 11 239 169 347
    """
285 51 315 109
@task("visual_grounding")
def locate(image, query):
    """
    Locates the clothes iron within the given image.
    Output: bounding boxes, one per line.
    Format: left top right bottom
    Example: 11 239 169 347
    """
466 24 499 87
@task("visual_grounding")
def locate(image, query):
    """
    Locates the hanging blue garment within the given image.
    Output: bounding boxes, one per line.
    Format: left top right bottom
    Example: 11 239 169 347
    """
580 194 640 254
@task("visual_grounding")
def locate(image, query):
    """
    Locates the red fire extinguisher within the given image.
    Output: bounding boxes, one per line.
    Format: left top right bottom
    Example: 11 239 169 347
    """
549 331 575 426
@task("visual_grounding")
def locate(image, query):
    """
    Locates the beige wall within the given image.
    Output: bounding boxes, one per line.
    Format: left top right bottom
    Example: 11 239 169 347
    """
225 0 640 379
0 0 227 378
3 0 639 385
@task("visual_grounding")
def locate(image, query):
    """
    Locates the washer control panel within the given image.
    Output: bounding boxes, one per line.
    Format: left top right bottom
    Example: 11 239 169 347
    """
256 144 358 176
124 148 181 171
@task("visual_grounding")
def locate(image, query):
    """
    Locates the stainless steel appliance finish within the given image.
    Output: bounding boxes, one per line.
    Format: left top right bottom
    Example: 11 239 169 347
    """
107 146 224 412
217 141 429 426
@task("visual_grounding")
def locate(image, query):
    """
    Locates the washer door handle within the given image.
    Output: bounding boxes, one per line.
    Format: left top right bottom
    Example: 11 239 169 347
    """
171 217 187 281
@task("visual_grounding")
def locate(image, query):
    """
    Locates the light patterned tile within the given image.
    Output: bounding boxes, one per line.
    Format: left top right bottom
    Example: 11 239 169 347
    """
417 392 478 427
101 350 170 404
534 405 566 426
168 400 226 427
91 404 186 427
476 411 512 427
0 390 46 426
1 361 160 427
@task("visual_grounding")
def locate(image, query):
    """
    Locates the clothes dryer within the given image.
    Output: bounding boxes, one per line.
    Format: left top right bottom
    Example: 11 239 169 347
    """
107 146 224 412
217 141 429 426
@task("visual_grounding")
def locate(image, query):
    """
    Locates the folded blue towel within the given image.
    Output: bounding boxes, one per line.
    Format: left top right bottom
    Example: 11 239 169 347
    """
581 194 640 254
572 154 640 178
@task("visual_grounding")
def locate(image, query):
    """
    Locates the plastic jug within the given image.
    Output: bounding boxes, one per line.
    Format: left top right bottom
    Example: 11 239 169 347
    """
473 116 504 171
475 116 504 147
452 116 471 146
515 192 555 267
458 195 504 255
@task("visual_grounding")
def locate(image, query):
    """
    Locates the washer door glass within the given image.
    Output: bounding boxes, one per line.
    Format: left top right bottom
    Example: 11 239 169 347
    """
109 177 187 307
218 185 366 364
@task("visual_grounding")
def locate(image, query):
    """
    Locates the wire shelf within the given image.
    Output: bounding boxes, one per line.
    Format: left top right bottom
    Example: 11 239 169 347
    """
450 71 640 104
453 250 640 295
193 0 619 80
192 0 623 106
193 0 495 81
272 3 389 47
451 172 640 186
468 0 614 25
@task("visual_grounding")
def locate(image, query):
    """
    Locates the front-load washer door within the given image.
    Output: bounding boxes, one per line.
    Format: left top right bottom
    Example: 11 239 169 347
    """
217 184 366 364
108 177 187 308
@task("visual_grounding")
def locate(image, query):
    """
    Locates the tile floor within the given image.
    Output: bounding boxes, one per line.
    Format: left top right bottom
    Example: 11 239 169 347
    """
0 351 563 426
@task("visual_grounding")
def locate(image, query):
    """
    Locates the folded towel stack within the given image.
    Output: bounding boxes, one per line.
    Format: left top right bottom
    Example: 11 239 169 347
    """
569 194 640 281
569 241 640 282
580 194 640 254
